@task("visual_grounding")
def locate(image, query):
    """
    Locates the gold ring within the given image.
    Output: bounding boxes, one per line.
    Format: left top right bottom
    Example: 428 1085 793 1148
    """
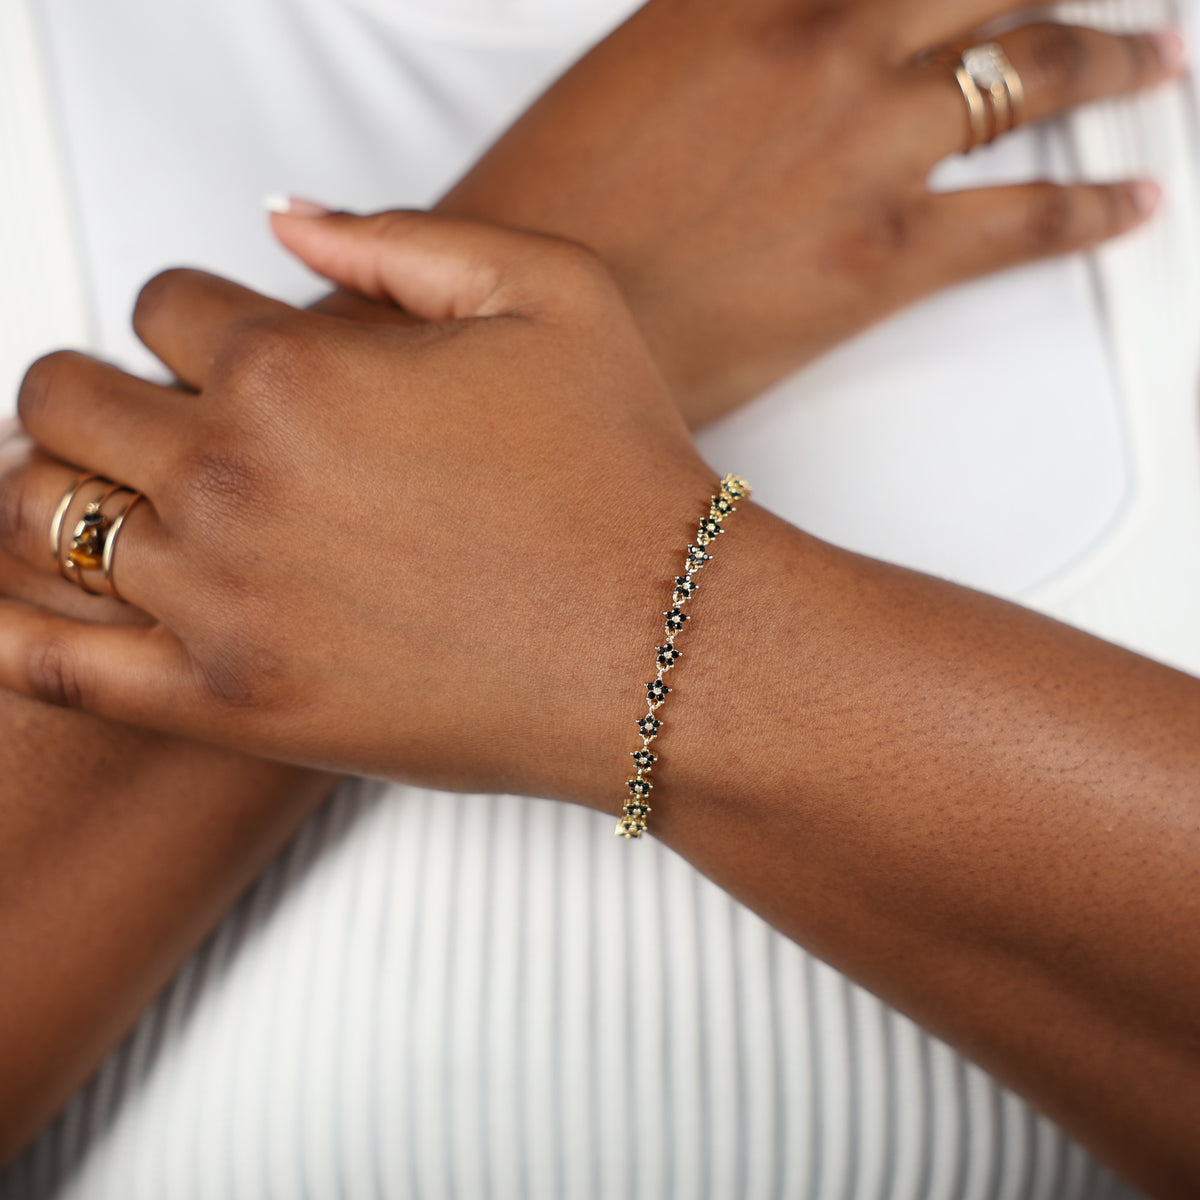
961 42 1025 143
101 492 144 603
65 482 128 595
951 64 990 153
51 473 103 579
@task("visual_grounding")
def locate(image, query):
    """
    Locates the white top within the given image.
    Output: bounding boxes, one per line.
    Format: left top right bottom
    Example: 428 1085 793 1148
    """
3 0 1196 1195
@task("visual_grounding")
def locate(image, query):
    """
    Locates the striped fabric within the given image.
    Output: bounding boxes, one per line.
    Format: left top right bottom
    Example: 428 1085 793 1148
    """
0 785 1143 1200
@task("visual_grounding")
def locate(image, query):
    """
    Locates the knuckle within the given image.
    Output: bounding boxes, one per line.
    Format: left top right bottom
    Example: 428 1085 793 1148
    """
179 439 273 519
827 199 916 275
1023 189 1078 251
132 267 193 336
753 3 859 73
1032 25 1089 94
192 634 286 710
17 350 77 428
366 209 423 242
218 315 310 402
27 639 86 710
486 237 609 317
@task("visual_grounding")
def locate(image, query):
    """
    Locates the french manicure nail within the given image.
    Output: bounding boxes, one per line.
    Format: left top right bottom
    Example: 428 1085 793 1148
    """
264 194 331 218
1152 29 1188 72
1130 180 1163 217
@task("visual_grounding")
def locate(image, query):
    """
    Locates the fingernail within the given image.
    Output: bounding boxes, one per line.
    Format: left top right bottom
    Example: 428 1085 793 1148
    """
1130 180 1163 217
0 417 21 444
1151 29 1188 72
264 194 331 218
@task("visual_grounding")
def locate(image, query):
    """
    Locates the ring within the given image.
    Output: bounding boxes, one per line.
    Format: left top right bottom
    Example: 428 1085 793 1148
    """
960 42 1026 146
50 473 103 572
101 492 144 603
65 482 128 595
51 473 141 600
951 65 990 152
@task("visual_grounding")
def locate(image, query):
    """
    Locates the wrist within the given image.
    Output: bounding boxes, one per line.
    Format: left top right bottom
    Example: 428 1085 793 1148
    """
627 297 794 430
505 462 715 810
550 478 793 828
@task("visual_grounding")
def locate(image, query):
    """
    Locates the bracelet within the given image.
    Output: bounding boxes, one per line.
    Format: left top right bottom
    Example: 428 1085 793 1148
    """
615 473 751 840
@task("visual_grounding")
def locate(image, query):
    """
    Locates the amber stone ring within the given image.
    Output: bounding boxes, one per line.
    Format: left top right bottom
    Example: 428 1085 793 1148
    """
67 502 112 572
51 474 143 600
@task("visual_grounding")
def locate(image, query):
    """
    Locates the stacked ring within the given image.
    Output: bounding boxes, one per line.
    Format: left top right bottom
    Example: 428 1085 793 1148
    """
952 65 989 150
49 472 102 574
950 41 1026 152
51 473 144 603
101 492 144 603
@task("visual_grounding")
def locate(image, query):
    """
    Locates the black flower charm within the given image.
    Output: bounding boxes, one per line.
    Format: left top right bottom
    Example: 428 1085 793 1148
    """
710 494 735 518
673 575 697 602
721 475 749 500
646 679 671 705
627 777 653 797
664 607 690 634
656 645 681 670
625 801 651 819
686 544 712 572
637 713 662 738
696 518 724 546
616 817 645 839
631 748 657 770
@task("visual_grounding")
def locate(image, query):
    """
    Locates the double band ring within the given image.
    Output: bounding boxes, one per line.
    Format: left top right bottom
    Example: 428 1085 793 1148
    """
50 473 145 602
950 42 1026 152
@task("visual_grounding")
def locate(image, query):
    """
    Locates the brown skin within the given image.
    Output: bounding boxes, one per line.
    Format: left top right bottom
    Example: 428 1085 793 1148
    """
441 0 1182 423
0 696 332 1159
1 210 1200 1198
0 449 340 1166
0 0 1186 1181
0 217 715 790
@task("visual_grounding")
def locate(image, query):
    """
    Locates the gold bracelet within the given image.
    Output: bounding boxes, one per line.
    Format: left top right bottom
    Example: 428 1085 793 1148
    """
615 474 751 840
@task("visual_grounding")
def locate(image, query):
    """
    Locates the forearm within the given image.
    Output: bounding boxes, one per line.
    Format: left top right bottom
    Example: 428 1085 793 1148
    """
0 527 330 1163
0 685 334 1162
566 503 1200 1196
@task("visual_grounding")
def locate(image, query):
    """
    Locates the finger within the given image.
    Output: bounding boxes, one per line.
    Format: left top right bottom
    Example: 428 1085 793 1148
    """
0 452 173 616
0 544 152 626
0 441 130 617
925 180 1160 284
878 0 1089 60
913 25 1186 157
17 351 183 493
270 206 598 321
0 597 193 728
132 267 298 389
1005 24 1187 122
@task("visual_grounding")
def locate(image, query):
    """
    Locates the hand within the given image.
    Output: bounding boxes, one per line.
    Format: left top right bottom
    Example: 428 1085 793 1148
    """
441 0 1184 423
0 212 712 799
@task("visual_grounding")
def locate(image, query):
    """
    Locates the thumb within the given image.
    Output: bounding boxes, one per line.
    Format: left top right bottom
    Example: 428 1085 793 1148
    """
267 201 543 322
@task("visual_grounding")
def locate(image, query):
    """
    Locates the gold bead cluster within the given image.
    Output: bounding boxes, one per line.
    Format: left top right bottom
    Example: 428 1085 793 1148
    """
615 474 751 840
